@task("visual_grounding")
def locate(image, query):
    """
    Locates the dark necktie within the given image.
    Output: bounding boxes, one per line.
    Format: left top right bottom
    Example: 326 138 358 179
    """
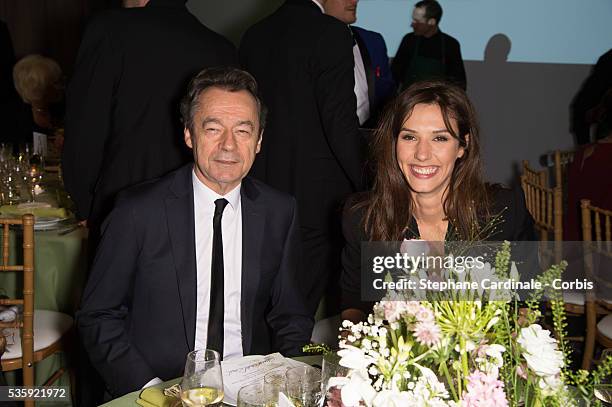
207 198 228 357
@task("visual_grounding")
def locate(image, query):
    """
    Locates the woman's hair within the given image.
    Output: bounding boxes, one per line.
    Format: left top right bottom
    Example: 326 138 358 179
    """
359 79 490 241
13 54 64 105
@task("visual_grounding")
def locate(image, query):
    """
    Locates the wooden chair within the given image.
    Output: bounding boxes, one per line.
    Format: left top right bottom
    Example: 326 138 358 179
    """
520 175 563 268
522 160 547 187
0 215 74 406
581 200 612 370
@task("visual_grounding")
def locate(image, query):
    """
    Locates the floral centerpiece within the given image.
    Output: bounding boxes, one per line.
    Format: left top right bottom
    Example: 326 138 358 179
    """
326 242 612 407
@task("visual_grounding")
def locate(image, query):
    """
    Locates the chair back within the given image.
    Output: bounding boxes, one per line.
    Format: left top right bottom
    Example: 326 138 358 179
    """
0 214 35 386
581 200 612 370
520 175 563 241
554 149 574 190
522 160 547 187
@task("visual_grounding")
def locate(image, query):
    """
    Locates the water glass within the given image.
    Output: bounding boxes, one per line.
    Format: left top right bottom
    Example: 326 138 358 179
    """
321 353 351 407
285 366 322 407
237 383 275 407
180 349 224 406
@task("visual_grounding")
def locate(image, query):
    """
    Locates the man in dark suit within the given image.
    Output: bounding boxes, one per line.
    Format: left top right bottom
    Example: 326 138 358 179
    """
321 0 396 126
240 0 364 315
77 67 313 398
62 0 236 246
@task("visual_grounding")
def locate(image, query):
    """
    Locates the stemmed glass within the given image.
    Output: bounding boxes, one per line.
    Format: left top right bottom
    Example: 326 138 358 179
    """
180 349 224 406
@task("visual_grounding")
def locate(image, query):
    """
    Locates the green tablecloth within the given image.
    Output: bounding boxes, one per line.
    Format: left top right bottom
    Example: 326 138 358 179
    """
0 226 88 406
101 355 323 407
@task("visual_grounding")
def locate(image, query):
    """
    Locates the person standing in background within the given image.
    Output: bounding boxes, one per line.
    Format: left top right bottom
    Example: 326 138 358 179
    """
62 0 236 249
240 0 364 316
391 0 466 91
322 0 396 128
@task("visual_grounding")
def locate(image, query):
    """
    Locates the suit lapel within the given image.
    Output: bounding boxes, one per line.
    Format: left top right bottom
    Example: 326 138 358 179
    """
353 28 376 110
240 177 264 354
165 165 197 351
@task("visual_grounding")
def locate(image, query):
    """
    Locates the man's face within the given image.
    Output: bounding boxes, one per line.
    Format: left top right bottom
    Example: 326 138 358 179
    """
411 6 430 36
323 0 358 25
184 87 262 195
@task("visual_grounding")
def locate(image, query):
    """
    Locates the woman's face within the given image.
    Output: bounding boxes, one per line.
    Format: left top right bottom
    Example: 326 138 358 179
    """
396 103 466 200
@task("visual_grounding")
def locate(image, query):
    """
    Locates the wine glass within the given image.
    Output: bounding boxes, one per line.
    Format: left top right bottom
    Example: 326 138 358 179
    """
180 349 224 406
595 349 612 405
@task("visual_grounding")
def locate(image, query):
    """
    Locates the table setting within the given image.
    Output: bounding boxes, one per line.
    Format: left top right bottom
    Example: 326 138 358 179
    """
0 141 77 234
103 353 332 407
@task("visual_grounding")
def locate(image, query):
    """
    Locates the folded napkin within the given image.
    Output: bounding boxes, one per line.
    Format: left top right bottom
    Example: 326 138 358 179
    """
137 387 177 407
0 205 67 219
0 305 20 322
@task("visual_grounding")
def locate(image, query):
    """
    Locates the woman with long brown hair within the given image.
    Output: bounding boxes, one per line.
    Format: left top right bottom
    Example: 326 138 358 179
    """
340 80 536 323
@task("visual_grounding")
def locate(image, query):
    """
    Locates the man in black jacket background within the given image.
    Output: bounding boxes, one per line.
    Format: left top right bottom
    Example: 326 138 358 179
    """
240 0 365 316
62 0 236 249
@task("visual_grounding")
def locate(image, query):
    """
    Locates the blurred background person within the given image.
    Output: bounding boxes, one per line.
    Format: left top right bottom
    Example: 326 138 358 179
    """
62 0 236 251
322 0 396 128
240 0 364 316
13 54 65 140
391 0 466 91
570 49 612 145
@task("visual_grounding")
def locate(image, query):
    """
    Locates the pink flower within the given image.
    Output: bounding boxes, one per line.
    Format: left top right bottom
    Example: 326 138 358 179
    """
415 306 434 323
404 301 422 316
381 301 407 323
413 320 441 347
462 371 508 407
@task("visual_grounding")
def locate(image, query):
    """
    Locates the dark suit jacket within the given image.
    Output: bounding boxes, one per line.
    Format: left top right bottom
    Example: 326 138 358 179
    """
76 165 313 397
351 26 396 123
62 0 236 227
239 0 364 231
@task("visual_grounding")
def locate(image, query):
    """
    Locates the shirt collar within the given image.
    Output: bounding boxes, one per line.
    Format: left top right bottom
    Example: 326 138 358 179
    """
311 0 324 13
192 170 241 212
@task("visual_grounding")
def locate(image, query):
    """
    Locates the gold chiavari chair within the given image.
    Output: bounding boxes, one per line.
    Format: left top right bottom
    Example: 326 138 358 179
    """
520 175 563 259
0 215 74 406
582 200 612 370
553 149 575 190
522 160 548 187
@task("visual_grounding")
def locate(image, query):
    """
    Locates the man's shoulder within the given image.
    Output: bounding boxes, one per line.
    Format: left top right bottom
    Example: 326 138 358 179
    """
352 26 383 41
114 165 190 208
243 177 296 208
244 1 345 40
441 32 461 47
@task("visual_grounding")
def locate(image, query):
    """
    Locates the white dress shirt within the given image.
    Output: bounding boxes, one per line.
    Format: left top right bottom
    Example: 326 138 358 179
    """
353 41 371 125
192 171 243 360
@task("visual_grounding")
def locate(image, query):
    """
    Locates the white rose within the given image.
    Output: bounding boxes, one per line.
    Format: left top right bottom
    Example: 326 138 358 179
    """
517 324 564 377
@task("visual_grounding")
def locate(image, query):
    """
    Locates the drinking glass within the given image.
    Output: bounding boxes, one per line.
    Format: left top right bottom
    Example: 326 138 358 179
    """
237 383 275 407
321 353 351 407
263 370 287 405
285 366 322 407
180 349 224 406
595 349 612 405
